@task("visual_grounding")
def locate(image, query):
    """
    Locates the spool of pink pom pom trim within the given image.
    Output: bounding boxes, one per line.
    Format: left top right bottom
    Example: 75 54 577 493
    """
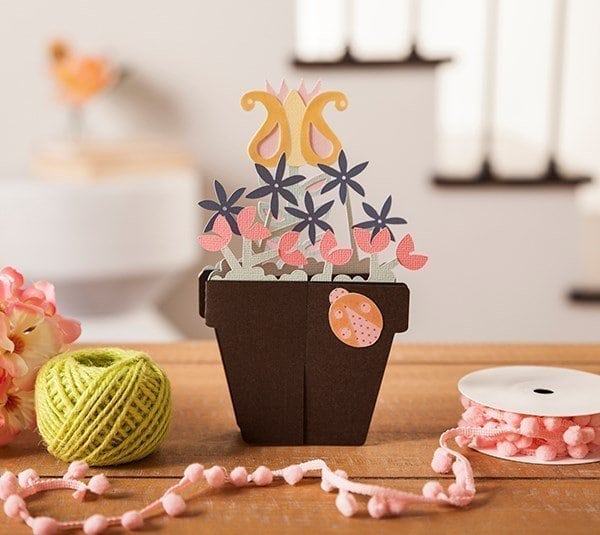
456 365 600 465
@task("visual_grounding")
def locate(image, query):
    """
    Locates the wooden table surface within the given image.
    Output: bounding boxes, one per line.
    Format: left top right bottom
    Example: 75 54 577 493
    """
2 342 599 534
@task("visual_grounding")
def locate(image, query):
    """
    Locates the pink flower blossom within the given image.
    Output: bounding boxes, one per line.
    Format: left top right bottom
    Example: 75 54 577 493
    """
278 231 307 267
197 215 233 252
0 387 35 446
237 206 271 241
396 234 428 271
319 231 352 266
0 266 80 446
353 227 391 254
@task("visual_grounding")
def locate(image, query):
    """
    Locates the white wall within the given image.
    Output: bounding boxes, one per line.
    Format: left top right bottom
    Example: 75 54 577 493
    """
1 0 599 341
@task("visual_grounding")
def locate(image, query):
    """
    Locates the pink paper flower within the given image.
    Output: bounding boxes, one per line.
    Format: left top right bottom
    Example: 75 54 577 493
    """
396 234 428 271
237 206 271 241
353 227 391 254
197 215 233 252
319 231 352 265
278 231 307 267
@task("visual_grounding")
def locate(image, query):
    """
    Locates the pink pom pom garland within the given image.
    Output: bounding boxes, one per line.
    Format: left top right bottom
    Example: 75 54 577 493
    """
1 404 597 532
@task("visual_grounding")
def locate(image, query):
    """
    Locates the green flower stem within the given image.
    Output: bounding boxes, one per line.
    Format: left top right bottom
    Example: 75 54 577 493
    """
368 253 379 281
241 237 253 268
247 248 278 267
222 246 241 271
381 259 399 270
345 198 359 259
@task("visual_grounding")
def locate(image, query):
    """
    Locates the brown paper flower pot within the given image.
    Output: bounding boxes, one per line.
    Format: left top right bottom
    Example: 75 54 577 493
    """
199 269 410 445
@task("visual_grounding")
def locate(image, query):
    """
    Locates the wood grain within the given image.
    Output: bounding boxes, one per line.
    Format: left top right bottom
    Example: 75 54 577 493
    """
1 342 599 534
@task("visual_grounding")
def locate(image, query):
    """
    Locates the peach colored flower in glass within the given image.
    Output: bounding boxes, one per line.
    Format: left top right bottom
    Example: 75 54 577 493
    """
49 39 113 106
353 227 391 255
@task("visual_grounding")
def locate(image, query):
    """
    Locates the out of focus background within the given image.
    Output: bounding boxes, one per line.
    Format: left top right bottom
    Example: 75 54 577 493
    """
1 0 599 342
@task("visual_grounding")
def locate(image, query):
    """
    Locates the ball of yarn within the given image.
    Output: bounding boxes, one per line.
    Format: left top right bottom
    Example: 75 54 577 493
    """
35 348 171 466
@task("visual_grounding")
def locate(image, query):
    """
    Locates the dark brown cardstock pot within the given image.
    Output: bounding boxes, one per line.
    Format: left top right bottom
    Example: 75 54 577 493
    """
199 270 409 445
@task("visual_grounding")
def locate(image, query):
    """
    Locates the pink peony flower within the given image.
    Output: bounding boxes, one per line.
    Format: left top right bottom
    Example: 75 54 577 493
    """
0 266 80 445
0 387 35 446
237 206 271 241
278 231 307 267
396 234 428 271
353 227 391 254
319 231 352 266
197 215 233 252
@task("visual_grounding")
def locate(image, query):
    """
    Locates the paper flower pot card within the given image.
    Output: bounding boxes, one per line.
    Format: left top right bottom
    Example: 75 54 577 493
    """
198 81 428 445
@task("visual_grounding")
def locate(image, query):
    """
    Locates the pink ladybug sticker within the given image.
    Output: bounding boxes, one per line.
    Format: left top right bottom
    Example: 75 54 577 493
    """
328 288 383 348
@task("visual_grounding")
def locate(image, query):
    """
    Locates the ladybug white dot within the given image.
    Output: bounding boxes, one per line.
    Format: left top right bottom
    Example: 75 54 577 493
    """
360 302 371 313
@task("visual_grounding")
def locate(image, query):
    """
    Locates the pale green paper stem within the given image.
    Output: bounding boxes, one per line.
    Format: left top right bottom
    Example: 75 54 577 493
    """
368 253 379 281
345 198 359 260
381 259 399 270
241 237 253 268
222 246 241 270
248 249 278 266
322 262 333 281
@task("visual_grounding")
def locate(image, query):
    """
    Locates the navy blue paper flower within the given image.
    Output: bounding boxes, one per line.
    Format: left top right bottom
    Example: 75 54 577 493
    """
354 195 407 240
318 150 367 204
198 180 245 235
285 191 334 244
246 153 306 219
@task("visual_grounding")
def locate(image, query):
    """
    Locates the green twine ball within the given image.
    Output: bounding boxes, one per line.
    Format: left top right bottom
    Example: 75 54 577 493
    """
35 348 172 466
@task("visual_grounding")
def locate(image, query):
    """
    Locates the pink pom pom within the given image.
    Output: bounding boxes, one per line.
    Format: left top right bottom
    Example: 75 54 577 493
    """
515 435 533 449
283 465 304 486
422 481 444 499
563 426 583 446
252 466 273 486
455 435 471 448
64 461 89 480
83 514 108 535
72 488 87 502
519 417 540 437
367 496 388 519
88 474 110 495
162 493 186 517
448 482 469 498
504 412 523 428
31 516 59 535
4 494 26 518
542 417 562 432
387 498 407 516
463 406 485 426
121 510 144 530
592 428 600 446
503 432 520 442
535 444 557 461
431 448 453 473
573 415 591 427
0 471 18 500
497 441 518 457
204 466 226 488
18 468 39 488
229 467 248 487
580 427 595 444
335 492 358 517
183 463 204 484
320 476 335 492
567 444 589 459
460 395 471 409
